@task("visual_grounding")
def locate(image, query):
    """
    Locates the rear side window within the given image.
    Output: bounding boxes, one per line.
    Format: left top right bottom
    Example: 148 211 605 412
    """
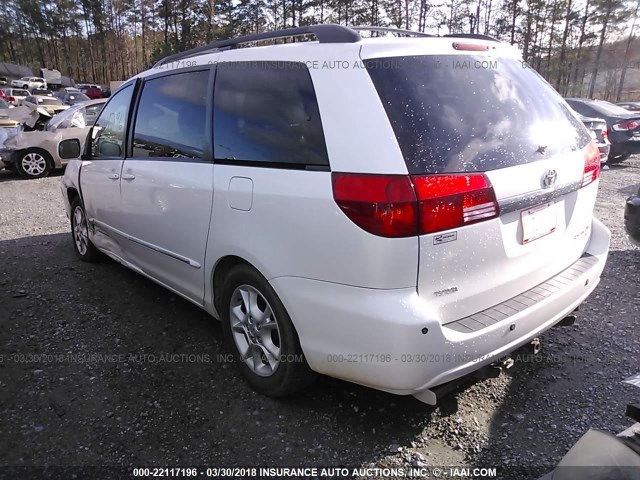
213 61 329 167
367 56 590 174
132 70 209 159
566 100 597 118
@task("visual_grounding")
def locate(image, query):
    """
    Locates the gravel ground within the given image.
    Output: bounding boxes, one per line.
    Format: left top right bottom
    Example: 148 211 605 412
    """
0 158 638 480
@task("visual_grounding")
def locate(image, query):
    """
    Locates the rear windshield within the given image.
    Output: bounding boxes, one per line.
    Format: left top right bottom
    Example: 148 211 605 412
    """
366 55 590 174
588 101 635 116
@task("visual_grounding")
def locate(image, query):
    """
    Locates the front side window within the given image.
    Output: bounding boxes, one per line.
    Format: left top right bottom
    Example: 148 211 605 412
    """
132 70 209 159
213 61 329 167
90 83 133 158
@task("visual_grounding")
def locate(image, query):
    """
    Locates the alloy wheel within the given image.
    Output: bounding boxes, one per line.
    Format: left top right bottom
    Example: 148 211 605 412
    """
21 152 47 177
229 285 282 377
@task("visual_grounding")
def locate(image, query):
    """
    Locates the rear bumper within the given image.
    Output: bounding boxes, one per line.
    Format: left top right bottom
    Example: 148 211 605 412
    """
597 141 610 162
270 217 610 397
609 134 640 155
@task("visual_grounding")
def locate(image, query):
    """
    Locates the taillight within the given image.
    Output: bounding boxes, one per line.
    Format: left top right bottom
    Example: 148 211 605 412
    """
331 172 499 237
413 174 499 234
612 120 639 131
331 173 418 238
602 128 608 140
8 96 14 102
581 142 601 188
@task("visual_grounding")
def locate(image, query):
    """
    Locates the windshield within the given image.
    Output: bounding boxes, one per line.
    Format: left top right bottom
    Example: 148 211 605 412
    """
366 55 590 173
0 99 8 109
14 90 29 96
48 102 104 129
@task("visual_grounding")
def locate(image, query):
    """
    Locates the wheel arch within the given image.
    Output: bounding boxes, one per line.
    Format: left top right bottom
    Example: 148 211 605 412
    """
66 186 80 205
211 255 255 317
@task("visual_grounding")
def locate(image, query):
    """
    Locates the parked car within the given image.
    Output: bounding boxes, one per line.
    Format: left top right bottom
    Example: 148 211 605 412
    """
11 76 46 90
1 88 30 106
577 113 610 163
31 88 54 96
0 76 7 86
625 187 640 247
0 99 105 178
79 84 103 99
56 91 91 106
616 101 640 113
566 98 640 164
59 25 610 404
0 98 10 109
22 95 69 114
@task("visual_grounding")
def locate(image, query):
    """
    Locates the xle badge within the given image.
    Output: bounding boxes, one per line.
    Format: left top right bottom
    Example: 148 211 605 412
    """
433 232 457 245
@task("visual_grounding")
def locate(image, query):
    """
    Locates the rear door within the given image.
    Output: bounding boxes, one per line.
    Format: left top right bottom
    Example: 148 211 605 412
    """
80 83 135 259
118 68 213 304
366 53 597 323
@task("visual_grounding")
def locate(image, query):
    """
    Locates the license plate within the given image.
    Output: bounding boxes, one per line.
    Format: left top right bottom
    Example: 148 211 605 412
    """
521 201 556 244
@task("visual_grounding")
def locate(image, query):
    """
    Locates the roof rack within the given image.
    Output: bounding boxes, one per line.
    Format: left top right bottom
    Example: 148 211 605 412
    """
351 26 433 38
154 24 361 67
443 33 500 42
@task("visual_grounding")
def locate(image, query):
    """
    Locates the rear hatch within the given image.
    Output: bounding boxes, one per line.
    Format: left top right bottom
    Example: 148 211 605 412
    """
365 46 599 323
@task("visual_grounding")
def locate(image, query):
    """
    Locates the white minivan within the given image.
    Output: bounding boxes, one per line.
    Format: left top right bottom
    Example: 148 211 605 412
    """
60 25 610 404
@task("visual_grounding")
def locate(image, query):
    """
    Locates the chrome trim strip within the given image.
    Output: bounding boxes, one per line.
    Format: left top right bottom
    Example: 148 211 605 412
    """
498 181 582 215
89 218 201 269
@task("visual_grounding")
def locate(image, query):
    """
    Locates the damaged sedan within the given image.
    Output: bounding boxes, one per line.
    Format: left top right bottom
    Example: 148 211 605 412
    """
0 99 105 178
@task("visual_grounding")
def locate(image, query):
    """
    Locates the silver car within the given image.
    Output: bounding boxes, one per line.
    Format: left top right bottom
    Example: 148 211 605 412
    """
0 99 105 178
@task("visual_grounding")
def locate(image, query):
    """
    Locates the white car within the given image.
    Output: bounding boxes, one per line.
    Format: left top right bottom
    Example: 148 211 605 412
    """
11 76 47 90
59 25 610 404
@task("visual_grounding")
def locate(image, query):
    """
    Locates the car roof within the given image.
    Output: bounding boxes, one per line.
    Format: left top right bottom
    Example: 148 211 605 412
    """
143 25 520 79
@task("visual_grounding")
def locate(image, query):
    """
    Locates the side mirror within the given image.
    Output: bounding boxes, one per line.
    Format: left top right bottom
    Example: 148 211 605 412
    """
58 138 81 159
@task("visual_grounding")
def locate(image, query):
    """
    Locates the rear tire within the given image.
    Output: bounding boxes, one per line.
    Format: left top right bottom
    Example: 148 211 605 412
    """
15 149 52 179
70 197 100 262
220 264 316 397
607 153 630 164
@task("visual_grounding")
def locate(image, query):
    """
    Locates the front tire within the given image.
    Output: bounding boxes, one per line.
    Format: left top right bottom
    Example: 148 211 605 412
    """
15 149 52 179
220 264 315 397
70 197 100 262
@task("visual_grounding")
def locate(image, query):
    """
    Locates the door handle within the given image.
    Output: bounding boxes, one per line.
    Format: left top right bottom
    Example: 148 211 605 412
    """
107 173 119 180
122 173 136 180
